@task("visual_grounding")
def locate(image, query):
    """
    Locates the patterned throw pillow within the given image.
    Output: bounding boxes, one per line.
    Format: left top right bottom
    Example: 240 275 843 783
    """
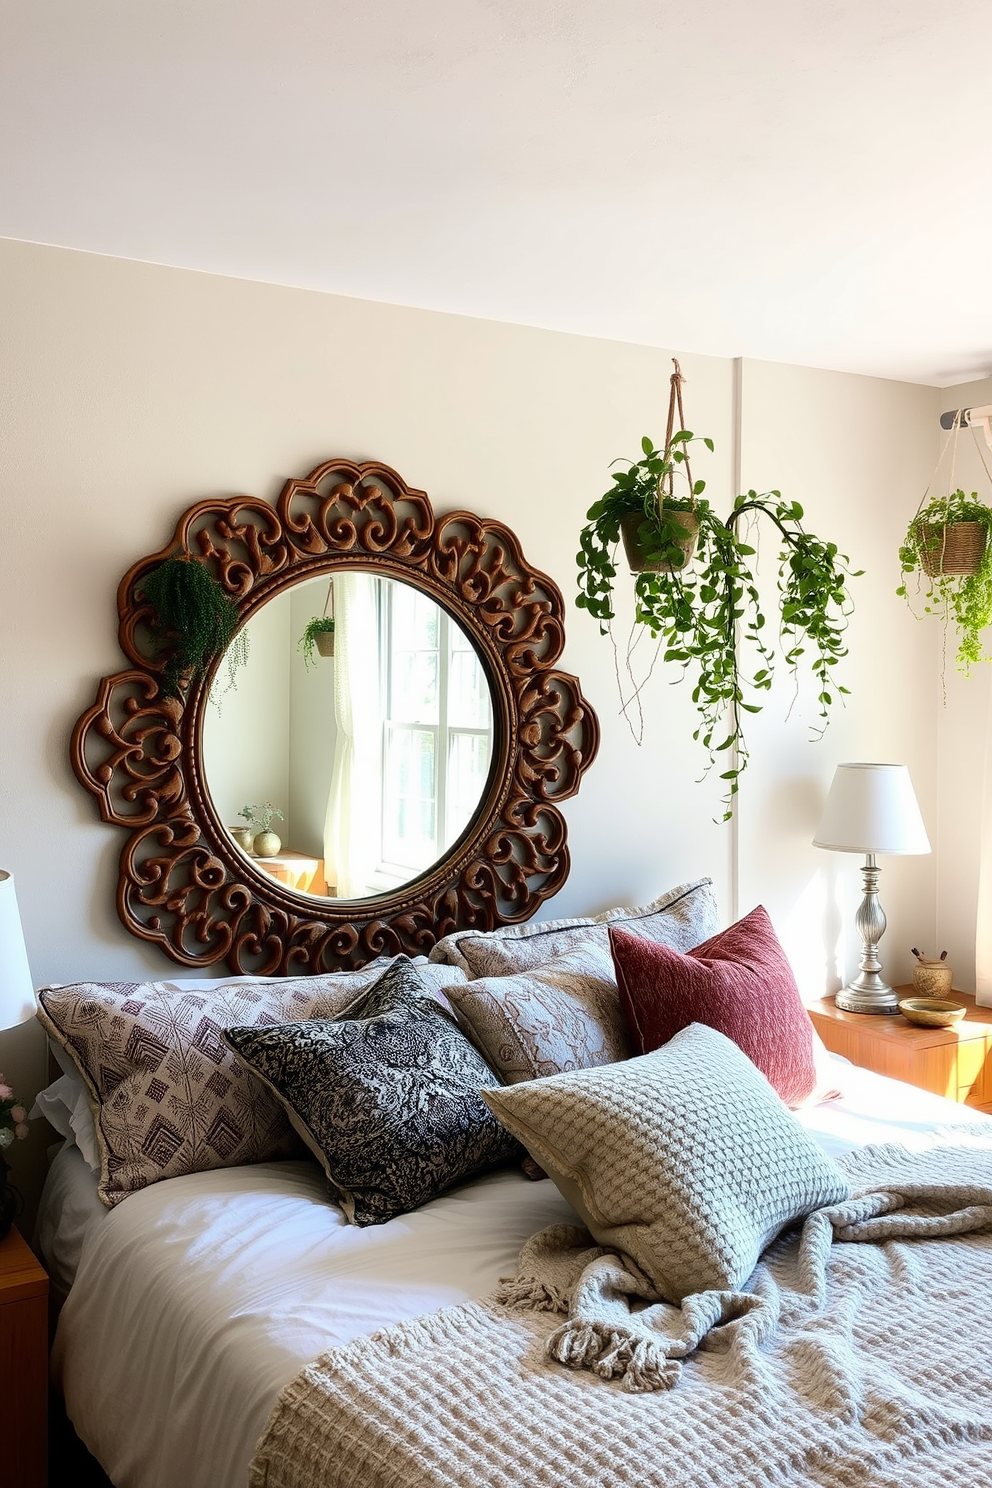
447 940 632 1084
429 878 719 978
609 907 821 1107
222 960 522 1226
36 958 465 1207
482 1023 849 1303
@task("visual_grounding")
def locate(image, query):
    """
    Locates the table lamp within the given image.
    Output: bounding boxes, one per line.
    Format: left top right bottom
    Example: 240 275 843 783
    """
0 870 35 1032
812 763 930 1014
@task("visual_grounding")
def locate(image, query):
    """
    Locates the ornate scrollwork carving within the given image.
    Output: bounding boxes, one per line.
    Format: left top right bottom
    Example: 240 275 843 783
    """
71 458 600 973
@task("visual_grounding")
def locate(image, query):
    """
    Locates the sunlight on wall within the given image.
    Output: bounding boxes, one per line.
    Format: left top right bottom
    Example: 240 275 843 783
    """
780 866 846 1003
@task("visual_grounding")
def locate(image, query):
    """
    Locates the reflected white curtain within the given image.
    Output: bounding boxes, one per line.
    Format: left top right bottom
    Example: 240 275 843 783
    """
323 573 382 897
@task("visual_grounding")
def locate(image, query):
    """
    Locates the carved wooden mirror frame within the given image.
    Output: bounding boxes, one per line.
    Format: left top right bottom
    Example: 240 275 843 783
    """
72 458 600 973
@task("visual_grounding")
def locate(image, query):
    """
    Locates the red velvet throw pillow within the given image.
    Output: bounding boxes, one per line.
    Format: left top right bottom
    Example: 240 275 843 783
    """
609 906 819 1107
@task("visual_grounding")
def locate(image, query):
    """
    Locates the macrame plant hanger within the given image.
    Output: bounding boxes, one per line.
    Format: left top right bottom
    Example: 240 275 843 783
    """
615 360 695 744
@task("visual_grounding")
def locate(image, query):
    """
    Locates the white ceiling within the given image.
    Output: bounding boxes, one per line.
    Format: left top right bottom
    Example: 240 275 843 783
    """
2 1 990 386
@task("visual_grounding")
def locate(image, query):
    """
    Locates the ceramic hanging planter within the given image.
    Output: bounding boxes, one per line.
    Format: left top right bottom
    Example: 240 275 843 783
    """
620 505 700 573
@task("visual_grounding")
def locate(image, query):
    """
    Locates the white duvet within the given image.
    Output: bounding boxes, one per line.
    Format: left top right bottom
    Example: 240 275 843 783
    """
44 1060 992 1488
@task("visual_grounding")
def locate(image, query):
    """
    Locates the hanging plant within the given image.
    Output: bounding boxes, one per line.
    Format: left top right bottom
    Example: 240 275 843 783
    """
141 556 247 699
897 489 992 671
576 369 860 819
298 615 336 668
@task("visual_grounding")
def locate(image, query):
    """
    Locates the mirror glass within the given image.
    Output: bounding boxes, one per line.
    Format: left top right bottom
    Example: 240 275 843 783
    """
202 571 495 903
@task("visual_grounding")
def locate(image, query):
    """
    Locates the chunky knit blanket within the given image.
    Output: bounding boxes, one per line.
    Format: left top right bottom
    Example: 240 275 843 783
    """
250 1134 992 1488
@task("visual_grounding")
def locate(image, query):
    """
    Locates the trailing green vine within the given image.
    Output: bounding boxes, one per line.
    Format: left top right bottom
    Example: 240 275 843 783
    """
897 489 992 672
142 556 248 699
577 433 860 818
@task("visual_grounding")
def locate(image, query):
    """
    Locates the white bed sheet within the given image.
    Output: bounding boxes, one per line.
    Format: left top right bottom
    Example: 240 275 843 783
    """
42 1059 992 1488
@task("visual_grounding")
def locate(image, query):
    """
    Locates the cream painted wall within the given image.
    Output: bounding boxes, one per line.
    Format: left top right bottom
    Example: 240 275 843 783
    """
737 360 940 998
0 237 948 1220
202 588 292 836
934 374 992 996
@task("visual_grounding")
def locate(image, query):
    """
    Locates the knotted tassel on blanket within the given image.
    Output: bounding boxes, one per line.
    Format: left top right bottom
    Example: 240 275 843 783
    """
494 1224 605 1315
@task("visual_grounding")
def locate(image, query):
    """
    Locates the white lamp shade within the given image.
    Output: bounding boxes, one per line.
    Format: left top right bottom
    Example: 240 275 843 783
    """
0 870 36 1029
812 763 931 855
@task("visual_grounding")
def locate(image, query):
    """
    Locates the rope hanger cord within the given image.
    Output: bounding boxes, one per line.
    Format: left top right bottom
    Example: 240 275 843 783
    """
322 578 334 620
915 410 964 520
660 359 695 510
615 358 696 746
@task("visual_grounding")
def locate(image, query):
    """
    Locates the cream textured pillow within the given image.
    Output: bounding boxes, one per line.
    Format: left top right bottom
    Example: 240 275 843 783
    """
429 877 719 977
447 940 632 1084
482 1022 849 1303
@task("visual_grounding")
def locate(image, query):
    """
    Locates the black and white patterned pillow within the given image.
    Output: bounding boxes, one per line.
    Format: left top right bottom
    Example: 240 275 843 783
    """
222 960 520 1226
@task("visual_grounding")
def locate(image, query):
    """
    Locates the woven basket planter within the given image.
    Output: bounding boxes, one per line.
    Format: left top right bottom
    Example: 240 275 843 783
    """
315 629 335 657
915 520 987 577
620 510 700 574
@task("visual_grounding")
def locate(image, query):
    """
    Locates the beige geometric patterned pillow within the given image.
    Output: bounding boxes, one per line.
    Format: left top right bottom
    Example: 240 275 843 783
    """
447 941 632 1084
429 878 719 978
482 1022 849 1303
36 959 465 1207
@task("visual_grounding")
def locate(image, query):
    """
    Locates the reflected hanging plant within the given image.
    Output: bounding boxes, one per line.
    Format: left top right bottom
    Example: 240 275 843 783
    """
298 615 336 669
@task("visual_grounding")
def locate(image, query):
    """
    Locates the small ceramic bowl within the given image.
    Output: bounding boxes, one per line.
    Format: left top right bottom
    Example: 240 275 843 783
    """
898 997 967 1028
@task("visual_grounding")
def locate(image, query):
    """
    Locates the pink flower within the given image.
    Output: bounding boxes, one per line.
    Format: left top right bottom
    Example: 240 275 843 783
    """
14 1123 29 1141
0 1083 12 1101
10 1105 27 1124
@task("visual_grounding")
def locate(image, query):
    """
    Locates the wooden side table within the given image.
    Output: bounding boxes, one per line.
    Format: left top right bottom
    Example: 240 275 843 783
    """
0 1225 48 1488
252 850 331 897
809 987 992 1113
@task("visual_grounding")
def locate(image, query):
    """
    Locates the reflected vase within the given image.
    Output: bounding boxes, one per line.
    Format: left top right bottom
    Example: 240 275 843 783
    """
254 831 282 858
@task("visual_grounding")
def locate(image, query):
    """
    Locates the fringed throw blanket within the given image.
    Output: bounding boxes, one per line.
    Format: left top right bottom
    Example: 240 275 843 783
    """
251 1134 992 1488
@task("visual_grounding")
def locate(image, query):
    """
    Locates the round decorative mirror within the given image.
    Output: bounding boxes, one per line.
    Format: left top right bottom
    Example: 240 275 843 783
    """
202 571 496 904
71 458 600 974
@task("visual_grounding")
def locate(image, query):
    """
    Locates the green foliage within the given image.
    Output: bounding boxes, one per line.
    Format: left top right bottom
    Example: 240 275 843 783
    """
897 490 992 672
576 435 860 819
298 614 336 670
239 802 284 832
142 556 247 699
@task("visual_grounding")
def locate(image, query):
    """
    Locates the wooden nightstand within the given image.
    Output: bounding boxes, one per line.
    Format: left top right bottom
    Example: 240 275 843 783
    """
810 987 992 1113
0 1225 48 1488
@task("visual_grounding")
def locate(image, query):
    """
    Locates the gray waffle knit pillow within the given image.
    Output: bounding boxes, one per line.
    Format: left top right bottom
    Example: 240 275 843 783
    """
482 1022 849 1303
223 959 520 1226
429 878 719 977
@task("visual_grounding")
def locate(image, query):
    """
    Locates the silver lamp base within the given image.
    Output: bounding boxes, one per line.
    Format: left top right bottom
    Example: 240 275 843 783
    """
834 853 899 1016
834 980 898 1016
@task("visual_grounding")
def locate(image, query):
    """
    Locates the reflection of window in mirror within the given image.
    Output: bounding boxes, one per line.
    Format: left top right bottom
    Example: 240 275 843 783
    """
375 582 493 891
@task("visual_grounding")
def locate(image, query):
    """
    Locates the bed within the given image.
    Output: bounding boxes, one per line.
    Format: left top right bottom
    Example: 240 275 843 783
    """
36 1060 992 1488
32 884 992 1488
